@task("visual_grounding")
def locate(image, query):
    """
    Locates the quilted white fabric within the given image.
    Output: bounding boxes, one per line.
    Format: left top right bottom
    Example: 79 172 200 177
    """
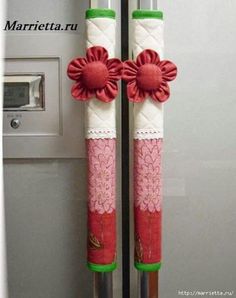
85 100 116 139
133 18 164 139
133 18 164 59
86 18 115 57
86 17 116 139
133 98 163 139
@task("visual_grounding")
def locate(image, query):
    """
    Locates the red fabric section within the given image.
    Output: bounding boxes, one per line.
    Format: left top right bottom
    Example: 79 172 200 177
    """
134 139 163 264
86 139 116 265
88 210 116 265
134 208 162 264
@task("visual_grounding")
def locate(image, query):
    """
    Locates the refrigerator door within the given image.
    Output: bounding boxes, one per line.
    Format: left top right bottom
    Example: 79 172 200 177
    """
129 0 236 297
3 0 122 297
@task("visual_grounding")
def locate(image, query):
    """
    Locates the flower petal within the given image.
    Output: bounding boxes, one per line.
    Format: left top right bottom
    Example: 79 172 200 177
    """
136 49 160 66
106 58 123 80
159 60 177 81
86 46 108 63
123 60 138 81
151 81 170 102
127 80 148 102
71 82 94 101
96 81 118 102
67 57 87 80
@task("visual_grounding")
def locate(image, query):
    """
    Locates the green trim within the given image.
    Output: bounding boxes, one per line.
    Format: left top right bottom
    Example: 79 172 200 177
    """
86 8 116 19
87 262 117 272
132 10 163 20
135 262 162 272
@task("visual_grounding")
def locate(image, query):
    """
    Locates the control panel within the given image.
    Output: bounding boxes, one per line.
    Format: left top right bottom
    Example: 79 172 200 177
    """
3 33 85 158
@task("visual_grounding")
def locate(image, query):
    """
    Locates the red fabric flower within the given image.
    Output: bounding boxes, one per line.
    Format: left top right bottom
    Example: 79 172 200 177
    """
123 49 177 103
67 46 123 103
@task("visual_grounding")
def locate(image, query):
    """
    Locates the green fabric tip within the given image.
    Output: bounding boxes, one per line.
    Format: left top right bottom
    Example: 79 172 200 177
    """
135 262 162 272
86 8 116 19
87 262 117 272
132 10 163 20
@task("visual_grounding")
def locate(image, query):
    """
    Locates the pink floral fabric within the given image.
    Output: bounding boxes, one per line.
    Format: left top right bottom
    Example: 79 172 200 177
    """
86 138 116 214
134 139 163 213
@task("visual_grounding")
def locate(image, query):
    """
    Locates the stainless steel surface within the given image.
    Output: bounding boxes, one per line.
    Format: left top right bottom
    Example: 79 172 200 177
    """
4 0 236 297
138 0 158 10
139 272 159 298
94 272 113 298
89 0 111 9
0 5 8 291
4 0 86 158
139 272 148 298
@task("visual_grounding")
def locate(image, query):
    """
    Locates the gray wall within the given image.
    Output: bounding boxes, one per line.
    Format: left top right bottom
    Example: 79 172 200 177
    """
4 0 236 297
160 0 236 297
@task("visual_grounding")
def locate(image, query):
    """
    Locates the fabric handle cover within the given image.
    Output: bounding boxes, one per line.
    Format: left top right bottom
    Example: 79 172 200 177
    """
86 8 117 272
132 10 164 272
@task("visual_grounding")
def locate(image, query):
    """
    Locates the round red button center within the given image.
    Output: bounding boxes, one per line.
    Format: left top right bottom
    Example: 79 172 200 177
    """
136 64 162 91
82 61 109 90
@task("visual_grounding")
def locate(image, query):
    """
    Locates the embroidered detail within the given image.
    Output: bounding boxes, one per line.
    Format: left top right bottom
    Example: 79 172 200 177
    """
86 129 116 139
123 49 177 103
88 232 103 250
134 129 163 140
134 139 162 212
67 46 123 102
135 234 143 263
87 138 116 214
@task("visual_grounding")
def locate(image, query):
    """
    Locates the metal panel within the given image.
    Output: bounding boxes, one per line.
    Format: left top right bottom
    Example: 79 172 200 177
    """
138 0 158 10
3 2 86 158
